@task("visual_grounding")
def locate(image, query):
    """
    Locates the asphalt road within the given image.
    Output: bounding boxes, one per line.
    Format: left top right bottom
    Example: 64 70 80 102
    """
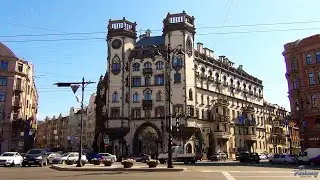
0 162 318 180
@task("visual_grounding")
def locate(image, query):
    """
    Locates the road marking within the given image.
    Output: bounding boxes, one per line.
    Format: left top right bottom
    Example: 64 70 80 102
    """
222 172 236 180
229 171 294 173
232 176 298 178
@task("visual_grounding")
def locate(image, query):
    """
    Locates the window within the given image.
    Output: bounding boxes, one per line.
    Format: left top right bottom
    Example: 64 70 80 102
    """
0 60 8 70
207 111 211 120
145 110 151 118
18 63 23 72
112 92 119 102
201 95 204 104
133 93 139 102
145 76 151 85
155 74 164 85
174 73 181 83
0 92 5 102
312 95 317 108
111 56 121 74
207 96 210 105
188 89 193 100
309 73 315 85
316 51 320 63
201 109 204 119
291 60 297 71
186 105 194 116
132 108 141 118
172 57 182 67
156 91 162 101
155 107 164 117
110 108 120 118
144 62 152 68
132 77 141 87
155 61 164 70
0 76 7 86
306 53 312 65
292 77 298 89
132 63 140 71
144 90 152 100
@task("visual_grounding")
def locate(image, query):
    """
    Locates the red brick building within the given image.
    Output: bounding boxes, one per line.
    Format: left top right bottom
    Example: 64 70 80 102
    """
283 34 320 150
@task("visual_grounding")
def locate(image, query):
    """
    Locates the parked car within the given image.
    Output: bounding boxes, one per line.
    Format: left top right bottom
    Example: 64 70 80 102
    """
52 152 87 164
47 152 60 164
0 152 23 167
98 153 117 162
309 154 320 166
269 154 297 165
259 153 267 160
131 154 151 163
86 153 103 163
22 149 48 167
238 151 260 163
297 148 320 165
210 152 227 161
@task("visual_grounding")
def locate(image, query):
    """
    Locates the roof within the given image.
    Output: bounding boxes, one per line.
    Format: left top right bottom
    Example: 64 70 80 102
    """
136 36 164 47
0 42 17 58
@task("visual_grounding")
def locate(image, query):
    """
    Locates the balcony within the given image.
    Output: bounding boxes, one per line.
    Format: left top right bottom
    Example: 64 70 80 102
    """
223 81 228 87
229 84 235 89
143 68 153 75
14 85 24 93
244 134 257 141
142 100 153 110
243 89 248 94
12 98 22 108
236 86 241 91
248 90 254 95
215 98 229 107
215 131 230 139
215 79 222 85
215 114 230 122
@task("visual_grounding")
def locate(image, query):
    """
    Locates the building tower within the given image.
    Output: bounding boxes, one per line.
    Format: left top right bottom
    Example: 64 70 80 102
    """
106 18 137 155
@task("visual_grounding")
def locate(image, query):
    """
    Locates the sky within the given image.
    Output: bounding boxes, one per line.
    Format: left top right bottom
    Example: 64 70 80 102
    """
1 0 319 120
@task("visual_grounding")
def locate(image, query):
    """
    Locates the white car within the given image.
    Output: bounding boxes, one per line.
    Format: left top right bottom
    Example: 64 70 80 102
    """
98 153 117 162
47 152 60 164
259 154 267 160
52 152 87 164
0 152 23 167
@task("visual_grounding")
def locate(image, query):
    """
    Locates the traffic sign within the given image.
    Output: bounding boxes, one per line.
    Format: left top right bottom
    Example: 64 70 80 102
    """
104 135 109 144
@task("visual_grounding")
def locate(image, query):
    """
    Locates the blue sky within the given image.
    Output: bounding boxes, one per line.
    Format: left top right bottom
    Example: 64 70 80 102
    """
1 0 319 120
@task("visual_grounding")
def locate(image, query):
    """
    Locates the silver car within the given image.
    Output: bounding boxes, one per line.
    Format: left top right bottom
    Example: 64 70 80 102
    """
269 154 297 164
98 153 117 162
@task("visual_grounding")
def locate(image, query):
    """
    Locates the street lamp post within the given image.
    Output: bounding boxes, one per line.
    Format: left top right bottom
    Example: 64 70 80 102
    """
54 77 95 167
295 99 309 151
155 44 184 168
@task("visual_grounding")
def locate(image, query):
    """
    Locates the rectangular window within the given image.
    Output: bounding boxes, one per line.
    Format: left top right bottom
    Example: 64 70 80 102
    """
306 54 312 65
133 94 139 102
132 77 141 87
0 92 5 102
0 60 8 70
18 63 23 72
145 76 151 85
293 78 298 89
0 76 7 86
155 74 164 85
132 109 141 118
291 60 297 71
0 110 4 120
174 73 181 83
110 108 120 118
316 51 320 63
309 73 315 85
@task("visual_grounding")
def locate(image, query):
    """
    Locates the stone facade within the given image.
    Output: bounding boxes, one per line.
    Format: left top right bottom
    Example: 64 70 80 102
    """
100 11 296 158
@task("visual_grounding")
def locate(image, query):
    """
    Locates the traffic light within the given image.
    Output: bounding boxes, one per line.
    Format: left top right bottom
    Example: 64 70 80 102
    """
176 117 180 132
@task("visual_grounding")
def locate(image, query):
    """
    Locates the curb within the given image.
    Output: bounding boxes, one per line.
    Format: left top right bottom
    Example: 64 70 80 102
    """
50 165 186 172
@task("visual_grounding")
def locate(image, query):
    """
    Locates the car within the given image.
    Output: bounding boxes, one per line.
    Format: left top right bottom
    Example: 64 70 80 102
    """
22 149 48 167
86 153 103 163
0 152 23 167
98 153 117 162
259 153 267 160
309 154 320 166
131 154 151 163
270 154 297 165
52 152 87 164
47 152 60 164
210 152 227 161
238 151 260 163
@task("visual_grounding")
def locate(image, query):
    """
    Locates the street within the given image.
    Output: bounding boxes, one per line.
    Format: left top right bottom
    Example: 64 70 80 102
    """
0 162 318 180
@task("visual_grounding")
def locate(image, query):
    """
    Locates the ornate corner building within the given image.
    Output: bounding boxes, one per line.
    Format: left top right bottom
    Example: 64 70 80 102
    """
99 12 296 158
0 42 38 153
283 34 320 150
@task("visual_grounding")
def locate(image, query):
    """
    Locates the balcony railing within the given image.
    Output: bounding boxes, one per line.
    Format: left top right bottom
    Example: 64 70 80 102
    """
215 98 229 107
229 84 235 89
13 97 22 108
142 100 153 110
14 85 24 92
249 90 254 95
236 86 241 91
215 114 230 122
223 81 228 86
215 131 230 139
215 79 222 84
143 68 153 75
244 134 257 141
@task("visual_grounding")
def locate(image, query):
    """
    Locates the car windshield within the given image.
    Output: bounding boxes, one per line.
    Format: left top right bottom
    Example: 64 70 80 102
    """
1 153 14 156
28 149 42 154
61 153 70 157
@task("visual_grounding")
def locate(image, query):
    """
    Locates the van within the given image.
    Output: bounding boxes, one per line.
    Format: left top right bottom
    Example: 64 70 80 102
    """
298 148 320 164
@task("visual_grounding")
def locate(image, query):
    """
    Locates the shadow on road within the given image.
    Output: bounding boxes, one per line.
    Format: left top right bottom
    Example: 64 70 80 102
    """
176 161 320 170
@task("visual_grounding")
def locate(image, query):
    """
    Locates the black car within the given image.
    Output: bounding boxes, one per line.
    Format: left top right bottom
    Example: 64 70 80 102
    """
22 149 48 167
238 151 260 163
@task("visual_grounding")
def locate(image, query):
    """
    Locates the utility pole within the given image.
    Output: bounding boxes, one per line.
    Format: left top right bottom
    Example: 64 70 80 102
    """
54 77 95 167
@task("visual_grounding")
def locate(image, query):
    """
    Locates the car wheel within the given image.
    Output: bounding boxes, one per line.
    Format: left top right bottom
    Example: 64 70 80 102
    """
39 162 43 167
11 162 15 167
22 163 26 167
159 159 165 164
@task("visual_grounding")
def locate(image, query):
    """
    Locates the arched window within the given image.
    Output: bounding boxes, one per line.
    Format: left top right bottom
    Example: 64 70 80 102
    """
237 81 240 86
111 56 121 74
144 90 152 100
155 61 164 70
312 94 317 107
132 63 140 71
230 78 233 84
208 70 212 77
144 62 152 69
112 91 119 102
189 89 193 100
201 67 205 73
133 92 139 102
172 57 182 67
223 75 227 81
215 72 219 78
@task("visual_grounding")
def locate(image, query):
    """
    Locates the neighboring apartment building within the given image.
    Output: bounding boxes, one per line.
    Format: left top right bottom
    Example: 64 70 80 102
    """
102 12 291 158
35 115 68 150
0 42 38 153
86 93 96 149
283 34 320 150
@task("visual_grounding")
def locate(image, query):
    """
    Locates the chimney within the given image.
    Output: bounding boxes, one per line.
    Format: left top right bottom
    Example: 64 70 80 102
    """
238 65 243 70
203 48 209 57
209 50 214 58
197 42 203 54
145 29 151 37
219 55 225 62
